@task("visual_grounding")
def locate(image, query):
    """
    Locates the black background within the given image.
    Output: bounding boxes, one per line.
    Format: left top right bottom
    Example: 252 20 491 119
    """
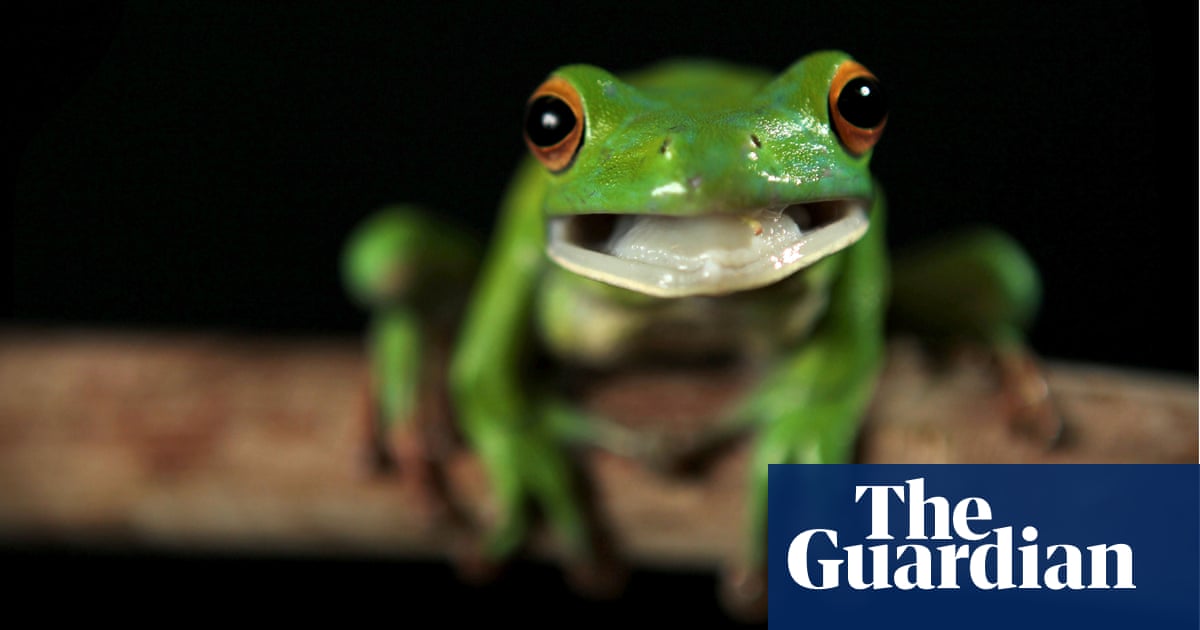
7 0 1197 624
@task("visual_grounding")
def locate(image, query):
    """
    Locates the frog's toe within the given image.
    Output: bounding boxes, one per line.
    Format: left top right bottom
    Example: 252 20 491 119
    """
354 431 397 478
563 546 629 601
450 531 506 585
448 501 530 583
476 503 533 561
997 348 1064 448
354 389 433 479
353 382 396 478
356 412 465 533
380 428 447 509
718 563 768 623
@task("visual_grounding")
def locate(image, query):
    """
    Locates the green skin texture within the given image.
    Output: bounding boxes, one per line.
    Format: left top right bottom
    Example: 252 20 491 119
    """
343 51 1039 569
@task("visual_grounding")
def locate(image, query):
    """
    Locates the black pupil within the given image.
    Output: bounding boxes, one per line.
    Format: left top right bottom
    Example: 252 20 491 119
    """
837 77 887 129
525 96 576 147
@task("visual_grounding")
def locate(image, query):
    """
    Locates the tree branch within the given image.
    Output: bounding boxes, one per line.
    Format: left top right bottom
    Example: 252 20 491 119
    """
0 329 1193 571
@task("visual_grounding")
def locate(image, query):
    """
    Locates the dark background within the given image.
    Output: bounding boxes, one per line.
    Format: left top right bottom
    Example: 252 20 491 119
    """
7 0 1196 623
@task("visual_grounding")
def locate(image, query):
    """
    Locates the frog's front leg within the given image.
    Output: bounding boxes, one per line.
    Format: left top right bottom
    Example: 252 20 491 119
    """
724 323 884 615
448 163 620 593
722 196 888 618
889 227 1057 444
341 206 475 513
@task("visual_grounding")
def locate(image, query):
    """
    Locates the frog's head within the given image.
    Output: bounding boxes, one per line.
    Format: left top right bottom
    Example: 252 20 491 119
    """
524 51 887 298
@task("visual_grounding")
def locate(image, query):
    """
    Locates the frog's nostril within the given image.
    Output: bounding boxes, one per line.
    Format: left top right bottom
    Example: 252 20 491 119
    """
750 134 762 148
659 137 671 155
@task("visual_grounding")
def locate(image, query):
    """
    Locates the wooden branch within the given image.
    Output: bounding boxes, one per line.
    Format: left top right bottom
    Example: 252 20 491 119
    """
0 329 1194 575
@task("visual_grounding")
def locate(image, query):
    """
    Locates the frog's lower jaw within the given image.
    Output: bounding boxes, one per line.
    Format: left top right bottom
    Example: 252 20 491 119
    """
546 199 869 298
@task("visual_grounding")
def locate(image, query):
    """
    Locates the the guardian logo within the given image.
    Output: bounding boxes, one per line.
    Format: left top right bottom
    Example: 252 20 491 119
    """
787 478 1135 591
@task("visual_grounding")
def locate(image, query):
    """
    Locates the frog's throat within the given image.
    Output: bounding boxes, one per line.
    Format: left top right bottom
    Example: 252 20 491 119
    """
545 199 869 298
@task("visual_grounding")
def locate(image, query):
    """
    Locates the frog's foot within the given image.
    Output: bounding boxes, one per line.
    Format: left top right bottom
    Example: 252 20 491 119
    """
357 428 397 475
545 462 629 599
448 425 626 596
718 563 768 623
389 428 459 522
452 521 628 600
449 525 507 585
995 347 1064 448
355 383 467 531
563 533 629 601
446 488 535 585
448 500 629 599
354 379 398 477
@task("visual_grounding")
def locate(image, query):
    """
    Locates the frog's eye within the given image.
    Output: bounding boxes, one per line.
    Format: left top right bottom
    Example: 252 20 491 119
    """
829 60 887 156
524 76 585 172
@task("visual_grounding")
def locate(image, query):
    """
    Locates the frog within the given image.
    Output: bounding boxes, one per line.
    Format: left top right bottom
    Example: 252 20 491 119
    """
341 50 1046 614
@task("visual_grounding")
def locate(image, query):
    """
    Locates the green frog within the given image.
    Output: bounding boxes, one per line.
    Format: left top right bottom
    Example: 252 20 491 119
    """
341 50 1043 610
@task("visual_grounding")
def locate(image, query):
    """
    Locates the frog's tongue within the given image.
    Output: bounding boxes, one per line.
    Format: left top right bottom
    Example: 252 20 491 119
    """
546 200 869 298
604 209 802 271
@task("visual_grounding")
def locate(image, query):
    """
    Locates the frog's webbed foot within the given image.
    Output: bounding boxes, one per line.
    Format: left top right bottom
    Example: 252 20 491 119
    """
449 412 629 598
546 459 630 600
563 524 629 601
994 346 1064 449
355 376 464 528
920 341 1065 449
355 383 398 476
448 522 506 585
450 512 628 601
354 377 399 476
388 423 458 522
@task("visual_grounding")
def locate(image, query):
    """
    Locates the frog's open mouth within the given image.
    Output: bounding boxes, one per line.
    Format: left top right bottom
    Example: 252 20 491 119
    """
546 199 869 298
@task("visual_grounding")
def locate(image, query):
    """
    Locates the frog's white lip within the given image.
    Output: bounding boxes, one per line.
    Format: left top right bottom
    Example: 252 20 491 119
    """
546 199 869 298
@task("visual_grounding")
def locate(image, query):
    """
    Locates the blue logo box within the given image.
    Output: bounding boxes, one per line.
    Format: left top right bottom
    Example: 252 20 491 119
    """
768 464 1198 628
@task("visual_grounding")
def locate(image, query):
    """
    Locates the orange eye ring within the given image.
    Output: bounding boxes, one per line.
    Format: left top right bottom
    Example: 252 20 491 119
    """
829 60 888 156
523 76 585 172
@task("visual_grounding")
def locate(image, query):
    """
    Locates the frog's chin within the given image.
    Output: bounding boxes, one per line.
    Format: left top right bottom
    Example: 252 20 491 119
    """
545 199 869 298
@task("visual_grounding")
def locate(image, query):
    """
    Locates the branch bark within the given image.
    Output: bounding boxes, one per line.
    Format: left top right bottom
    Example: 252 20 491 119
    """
0 329 1194 571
